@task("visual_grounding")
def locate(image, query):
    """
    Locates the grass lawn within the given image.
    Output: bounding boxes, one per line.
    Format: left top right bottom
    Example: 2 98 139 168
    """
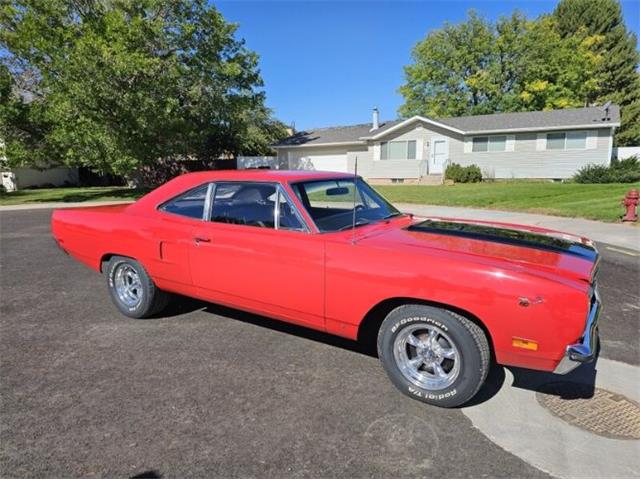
374 182 640 223
0 186 147 206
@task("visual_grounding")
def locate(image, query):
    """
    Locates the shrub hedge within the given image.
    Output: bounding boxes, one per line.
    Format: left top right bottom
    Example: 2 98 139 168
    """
573 156 640 184
445 163 482 183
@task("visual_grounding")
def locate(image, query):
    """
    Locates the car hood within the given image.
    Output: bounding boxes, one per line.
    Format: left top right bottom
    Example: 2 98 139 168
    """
358 216 599 284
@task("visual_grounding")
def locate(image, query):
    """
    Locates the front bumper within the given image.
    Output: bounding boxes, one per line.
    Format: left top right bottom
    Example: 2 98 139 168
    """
553 287 601 375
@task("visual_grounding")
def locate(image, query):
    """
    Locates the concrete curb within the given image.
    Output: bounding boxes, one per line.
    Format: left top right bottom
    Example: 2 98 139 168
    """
461 359 640 478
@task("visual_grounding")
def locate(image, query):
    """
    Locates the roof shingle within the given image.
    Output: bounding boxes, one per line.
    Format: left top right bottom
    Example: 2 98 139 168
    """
274 105 620 147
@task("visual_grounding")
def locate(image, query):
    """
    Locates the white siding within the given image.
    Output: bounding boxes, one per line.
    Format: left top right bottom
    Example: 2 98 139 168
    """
277 123 615 180
615 146 640 159
10 167 79 189
237 156 277 169
453 129 612 179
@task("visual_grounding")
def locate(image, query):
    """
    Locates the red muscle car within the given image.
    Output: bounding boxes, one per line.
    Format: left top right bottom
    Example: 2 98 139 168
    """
51 170 600 407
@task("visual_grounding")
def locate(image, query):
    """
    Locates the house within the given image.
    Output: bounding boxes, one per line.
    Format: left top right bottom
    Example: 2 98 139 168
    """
272 105 620 182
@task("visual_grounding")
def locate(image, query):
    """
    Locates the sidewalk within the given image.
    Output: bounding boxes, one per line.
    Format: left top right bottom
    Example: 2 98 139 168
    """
396 203 640 252
1 200 638 252
0 200 133 211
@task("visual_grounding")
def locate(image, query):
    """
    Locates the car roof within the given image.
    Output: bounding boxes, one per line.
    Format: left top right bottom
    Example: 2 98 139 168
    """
129 169 355 214
178 169 354 183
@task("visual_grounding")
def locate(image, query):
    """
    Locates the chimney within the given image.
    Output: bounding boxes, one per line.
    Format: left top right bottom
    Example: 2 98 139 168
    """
371 107 379 131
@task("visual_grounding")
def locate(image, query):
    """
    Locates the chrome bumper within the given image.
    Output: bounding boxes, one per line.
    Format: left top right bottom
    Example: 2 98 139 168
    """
553 288 601 375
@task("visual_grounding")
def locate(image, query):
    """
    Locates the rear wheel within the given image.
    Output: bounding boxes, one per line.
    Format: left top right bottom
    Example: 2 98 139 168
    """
106 256 169 318
377 305 490 408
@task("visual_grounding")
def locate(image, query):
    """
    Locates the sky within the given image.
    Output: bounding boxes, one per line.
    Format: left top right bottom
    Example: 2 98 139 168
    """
215 0 640 130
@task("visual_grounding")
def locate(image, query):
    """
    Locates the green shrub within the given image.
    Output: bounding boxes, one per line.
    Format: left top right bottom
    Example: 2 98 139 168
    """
445 163 482 183
573 156 640 183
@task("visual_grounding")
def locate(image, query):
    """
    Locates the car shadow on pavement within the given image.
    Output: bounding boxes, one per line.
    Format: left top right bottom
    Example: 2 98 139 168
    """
508 361 598 399
159 295 598 406
461 363 507 407
131 470 161 479
160 294 372 356
461 362 597 408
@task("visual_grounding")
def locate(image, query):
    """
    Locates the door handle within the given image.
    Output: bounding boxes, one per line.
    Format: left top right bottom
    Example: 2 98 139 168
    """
194 236 211 244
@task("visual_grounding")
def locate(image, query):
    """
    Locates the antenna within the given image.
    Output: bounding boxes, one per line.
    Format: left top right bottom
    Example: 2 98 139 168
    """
351 156 358 245
600 101 612 121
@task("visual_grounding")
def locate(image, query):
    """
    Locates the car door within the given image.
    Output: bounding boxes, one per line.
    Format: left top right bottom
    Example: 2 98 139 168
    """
148 182 212 290
189 181 325 330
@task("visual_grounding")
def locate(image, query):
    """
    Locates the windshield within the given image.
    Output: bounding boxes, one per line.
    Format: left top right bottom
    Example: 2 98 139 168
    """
291 177 402 233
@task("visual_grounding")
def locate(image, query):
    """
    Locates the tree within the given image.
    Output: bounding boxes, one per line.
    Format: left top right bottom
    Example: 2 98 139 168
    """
554 0 640 145
399 8 625 127
0 0 286 176
399 12 499 118
0 64 53 169
514 15 602 111
399 11 602 119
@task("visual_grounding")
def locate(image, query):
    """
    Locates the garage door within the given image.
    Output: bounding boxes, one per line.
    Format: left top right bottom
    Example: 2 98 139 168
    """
303 154 348 173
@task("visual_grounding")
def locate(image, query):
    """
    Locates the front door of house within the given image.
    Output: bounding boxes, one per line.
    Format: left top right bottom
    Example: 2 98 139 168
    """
429 139 448 174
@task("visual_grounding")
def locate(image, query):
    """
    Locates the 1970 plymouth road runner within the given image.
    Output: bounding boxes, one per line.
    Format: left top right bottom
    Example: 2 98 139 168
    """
51 170 600 407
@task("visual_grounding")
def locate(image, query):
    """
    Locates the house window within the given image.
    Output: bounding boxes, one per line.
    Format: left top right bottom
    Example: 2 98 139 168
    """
381 140 417 160
546 131 587 150
567 131 587 149
472 136 507 152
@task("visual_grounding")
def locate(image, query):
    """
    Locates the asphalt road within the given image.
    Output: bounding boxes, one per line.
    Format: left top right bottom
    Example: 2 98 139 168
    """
1 209 638 478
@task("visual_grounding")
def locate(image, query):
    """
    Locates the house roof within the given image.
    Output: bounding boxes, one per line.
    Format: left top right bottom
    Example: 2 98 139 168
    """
439 105 620 134
273 105 620 148
274 120 402 147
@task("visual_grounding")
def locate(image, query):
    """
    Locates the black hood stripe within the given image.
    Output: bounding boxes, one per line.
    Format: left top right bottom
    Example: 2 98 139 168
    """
407 220 598 262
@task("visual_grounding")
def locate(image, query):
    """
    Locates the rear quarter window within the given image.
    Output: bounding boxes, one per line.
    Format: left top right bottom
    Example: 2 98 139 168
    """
159 184 209 219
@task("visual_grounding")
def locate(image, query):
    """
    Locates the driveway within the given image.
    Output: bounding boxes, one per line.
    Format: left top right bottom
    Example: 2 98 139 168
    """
1 209 638 478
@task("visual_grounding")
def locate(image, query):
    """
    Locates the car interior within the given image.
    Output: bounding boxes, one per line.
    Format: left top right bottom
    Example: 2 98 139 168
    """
210 183 302 229
161 182 303 230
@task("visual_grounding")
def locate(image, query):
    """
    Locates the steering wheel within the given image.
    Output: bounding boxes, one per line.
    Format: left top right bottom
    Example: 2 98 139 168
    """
355 205 366 212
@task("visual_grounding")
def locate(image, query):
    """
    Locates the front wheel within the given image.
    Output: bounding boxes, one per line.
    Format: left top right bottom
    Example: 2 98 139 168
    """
377 305 490 408
106 256 169 319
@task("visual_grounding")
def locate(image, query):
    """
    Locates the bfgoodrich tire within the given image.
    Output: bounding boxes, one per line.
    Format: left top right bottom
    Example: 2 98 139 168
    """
377 305 490 408
106 256 169 319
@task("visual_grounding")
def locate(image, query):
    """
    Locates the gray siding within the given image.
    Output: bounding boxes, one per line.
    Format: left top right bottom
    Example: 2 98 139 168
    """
357 122 463 178
452 128 612 179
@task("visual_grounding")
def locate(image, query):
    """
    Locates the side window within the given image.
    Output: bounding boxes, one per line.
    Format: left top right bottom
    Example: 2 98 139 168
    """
277 191 305 231
160 184 209 219
303 180 365 210
211 182 276 228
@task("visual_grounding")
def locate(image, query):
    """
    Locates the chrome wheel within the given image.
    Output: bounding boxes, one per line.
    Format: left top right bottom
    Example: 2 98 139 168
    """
113 264 143 308
393 324 461 390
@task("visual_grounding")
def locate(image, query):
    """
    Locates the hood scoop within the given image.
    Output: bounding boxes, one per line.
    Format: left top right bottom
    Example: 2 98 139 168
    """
407 219 598 262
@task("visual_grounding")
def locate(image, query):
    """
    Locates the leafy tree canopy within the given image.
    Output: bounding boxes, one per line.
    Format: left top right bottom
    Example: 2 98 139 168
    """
400 1 639 145
554 0 640 145
0 0 287 175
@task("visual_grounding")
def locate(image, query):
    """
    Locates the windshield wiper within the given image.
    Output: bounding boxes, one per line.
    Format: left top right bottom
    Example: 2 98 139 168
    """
382 212 403 220
338 219 371 231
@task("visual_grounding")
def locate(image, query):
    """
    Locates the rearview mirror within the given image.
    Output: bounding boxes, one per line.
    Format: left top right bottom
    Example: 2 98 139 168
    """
326 187 349 196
